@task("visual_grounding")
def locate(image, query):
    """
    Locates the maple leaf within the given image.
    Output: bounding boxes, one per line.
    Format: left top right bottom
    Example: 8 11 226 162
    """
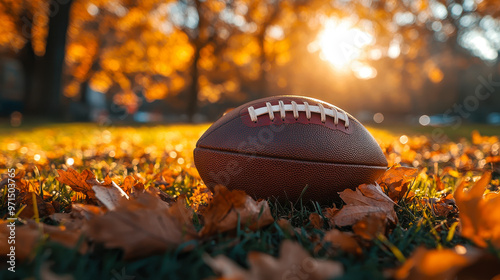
87 192 197 259
329 184 397 227
454 171 500 248
377 165 418 201
56 168 99 199
205 240 343 280
199 185 274 236
394 246 481 280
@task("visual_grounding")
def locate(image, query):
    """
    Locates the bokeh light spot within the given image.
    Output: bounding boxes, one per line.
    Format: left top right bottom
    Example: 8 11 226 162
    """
373 113 384 123
400 135 409 145
419 115 431 126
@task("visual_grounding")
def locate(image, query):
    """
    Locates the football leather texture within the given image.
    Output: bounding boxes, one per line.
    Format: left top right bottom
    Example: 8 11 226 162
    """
194 95 388 204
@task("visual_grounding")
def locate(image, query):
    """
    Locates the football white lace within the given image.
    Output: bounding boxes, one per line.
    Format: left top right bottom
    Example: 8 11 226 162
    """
247 101 350 128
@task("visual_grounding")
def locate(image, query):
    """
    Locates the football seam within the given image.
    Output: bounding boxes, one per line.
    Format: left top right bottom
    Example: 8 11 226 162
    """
195 147 388 169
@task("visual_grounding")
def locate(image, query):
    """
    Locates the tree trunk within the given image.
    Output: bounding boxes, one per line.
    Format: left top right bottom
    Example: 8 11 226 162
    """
187 44 200 122
257 32 267 98
24 0 73 118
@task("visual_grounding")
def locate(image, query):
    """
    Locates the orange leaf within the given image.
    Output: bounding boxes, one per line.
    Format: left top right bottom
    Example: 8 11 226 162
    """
56 168 98 199
352 213 387 240
332 184 397 227
377 165 418 201
200 185 274 236
323 229 362 255
394 246 480 280
455 171 500 248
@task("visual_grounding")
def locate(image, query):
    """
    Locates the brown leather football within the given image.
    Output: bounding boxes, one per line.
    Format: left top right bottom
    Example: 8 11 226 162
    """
194 95 388 204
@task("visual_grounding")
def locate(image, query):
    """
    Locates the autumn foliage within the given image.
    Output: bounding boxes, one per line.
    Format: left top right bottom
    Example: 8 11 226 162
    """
1 125 500 279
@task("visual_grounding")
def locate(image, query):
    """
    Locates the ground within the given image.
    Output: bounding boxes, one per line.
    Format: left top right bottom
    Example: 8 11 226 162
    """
0 122 499 280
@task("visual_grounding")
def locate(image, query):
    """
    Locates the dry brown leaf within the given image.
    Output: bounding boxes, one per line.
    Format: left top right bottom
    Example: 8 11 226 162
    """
200 185 274 237
0 220 40 262
353 213 387 240
56 168 98 199
455 171 500 248
323 229 362 255
377 165 418 201
323 206 340 228
205 240 343 280
87 192 196 259
18 192 55 219
309 213 324 229
331 184 397 227
0 220 86 262
0 170 27 191
92 181 129 210
394 246 481 280
71 204 105 220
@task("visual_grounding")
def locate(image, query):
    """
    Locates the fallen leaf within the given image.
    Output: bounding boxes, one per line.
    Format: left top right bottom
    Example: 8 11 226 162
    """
323 229 362 255
455 171 500 248
18 192 55 219
377 165 418 201
119 175 136 194
87 192 197 259
394 246 481 280
56 168 98 199
205 240 343 280
0 170 27 191
434 175 445 191
309 213 324 229
92 181 129 210
353 213 387 240
0 220 85 262
0 220 39 261
200 185 274 236
331 184 397 227
323 206 340 228
71 204 105 220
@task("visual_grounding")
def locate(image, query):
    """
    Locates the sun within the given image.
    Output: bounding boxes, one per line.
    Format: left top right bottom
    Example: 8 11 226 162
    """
315 18 374 70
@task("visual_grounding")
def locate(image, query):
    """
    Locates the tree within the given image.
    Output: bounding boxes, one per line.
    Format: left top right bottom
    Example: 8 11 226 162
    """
0 0 74 117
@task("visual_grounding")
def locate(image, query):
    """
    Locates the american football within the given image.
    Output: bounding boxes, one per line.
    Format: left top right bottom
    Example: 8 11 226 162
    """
194 95 388 203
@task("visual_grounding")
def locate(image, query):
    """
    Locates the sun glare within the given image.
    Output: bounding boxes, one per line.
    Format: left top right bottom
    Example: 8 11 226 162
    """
315 19 374 71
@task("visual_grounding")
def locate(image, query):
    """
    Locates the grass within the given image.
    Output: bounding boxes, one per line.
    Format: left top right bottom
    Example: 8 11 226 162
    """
0 122 499 279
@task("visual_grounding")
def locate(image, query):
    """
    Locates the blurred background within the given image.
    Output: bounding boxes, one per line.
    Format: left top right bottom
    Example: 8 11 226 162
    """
1 0 500 126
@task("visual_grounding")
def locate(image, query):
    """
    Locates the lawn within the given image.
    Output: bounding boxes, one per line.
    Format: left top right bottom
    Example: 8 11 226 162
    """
1 122 499 279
